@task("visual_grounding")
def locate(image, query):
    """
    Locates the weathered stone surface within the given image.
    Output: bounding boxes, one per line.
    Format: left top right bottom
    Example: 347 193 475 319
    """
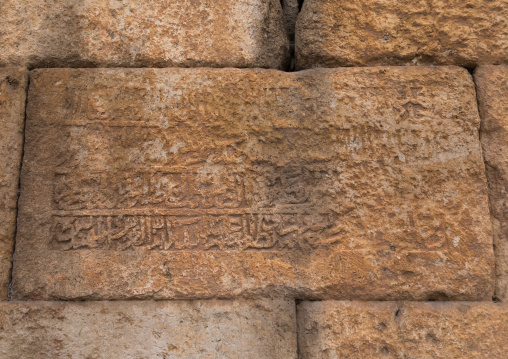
476 66 508 301
0 68 28 300
12 67 493 300
0 0 289 69
0 299 296 358
297 301 508 358
296 0 508 69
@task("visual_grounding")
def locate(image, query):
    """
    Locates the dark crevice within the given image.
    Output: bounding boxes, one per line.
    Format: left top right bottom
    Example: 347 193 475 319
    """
298 0 305 12
427 292 452 301
295 299 302 358
394 307 403 320
287 46 297 72
284 0 305 72
470 66 482 145
7 73 30 302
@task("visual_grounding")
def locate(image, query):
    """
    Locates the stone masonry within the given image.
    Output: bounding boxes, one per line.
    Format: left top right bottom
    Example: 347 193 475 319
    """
298 301 508 358
0 0 289 69
12 67 493 301
0 300 297 358
296 0 508 69
0 1 507 357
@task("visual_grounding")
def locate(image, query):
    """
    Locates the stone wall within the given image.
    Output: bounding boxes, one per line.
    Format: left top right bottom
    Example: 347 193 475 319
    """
0 1 506 357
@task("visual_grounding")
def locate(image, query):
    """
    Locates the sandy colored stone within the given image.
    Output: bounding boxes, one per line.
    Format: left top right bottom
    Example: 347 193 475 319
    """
0 0 289 69
12 67 493 300
298 301 508 358
475 66 508 301
0 299 296 358
296 0 508 69
0 68 28 300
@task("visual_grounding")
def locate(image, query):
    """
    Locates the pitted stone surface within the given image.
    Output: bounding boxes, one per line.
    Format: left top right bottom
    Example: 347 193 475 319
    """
0 300 297 359
476 66 508 301
12 67 493 300
297 301 508 359
0 0 289 69
296 0 508 69
0 68 28 300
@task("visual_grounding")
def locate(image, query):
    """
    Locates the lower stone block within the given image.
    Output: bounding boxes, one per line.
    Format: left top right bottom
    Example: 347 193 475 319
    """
297 301 508 358
0 300 297 359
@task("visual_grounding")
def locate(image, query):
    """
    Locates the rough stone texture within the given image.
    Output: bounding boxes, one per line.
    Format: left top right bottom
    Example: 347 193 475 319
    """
298 301 508 359
0 0 289 69
12 67 493 301
0 299 296 358
475 66 508 301
0 68 28 300
296 0 508 69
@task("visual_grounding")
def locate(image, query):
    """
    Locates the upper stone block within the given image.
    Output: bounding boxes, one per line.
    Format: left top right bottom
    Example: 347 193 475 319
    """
0 0 289 69
12 67 493 300
475 65 508 301
0 68 28 300
296 0 508 69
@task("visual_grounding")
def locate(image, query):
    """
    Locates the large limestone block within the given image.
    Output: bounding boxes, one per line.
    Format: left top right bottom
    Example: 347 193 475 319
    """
297 301 508 358
0 0 289 69
0 299 296 358
296 0 508 69
0 68 28 300
12 67 493 300
476 66 508 301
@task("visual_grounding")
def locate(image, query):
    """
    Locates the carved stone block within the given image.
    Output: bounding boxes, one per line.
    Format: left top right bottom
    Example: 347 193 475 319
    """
297 301 508 358
296 0 508 69
0 68 28 300
1 0 289 69
0 300 296 358
475 65 508 301
12 67 493 300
